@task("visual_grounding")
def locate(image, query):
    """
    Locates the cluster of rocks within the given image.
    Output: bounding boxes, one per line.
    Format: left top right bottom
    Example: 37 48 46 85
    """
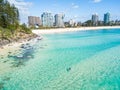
8 42 35 67
0 33 38 47
0 39 10 46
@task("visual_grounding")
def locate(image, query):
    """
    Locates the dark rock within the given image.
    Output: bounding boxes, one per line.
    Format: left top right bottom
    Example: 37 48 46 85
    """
0 33 38 47
8 52 12 54
3 77 10 81
66 67 71 72
0 82 4 90
3 60 8 63
12 60 25 67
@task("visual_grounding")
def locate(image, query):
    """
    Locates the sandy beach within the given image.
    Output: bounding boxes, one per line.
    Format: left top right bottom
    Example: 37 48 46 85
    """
0 36 40 75
0 40 29 57
32 26 120 34
0 40 32 75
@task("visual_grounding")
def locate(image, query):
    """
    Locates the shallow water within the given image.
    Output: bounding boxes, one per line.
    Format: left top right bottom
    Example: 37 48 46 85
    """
1 29 120 90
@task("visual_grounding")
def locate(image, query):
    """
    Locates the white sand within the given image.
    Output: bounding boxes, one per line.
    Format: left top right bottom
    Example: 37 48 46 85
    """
0 38 38 75
0 41 29 75
32 26 120 35
0 41 28 57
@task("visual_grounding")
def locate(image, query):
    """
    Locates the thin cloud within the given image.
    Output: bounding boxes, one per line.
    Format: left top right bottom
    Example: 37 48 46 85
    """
73 5 79 9
7 0 33 16
7 0 33 23
72 3 79 9
92 0 102 3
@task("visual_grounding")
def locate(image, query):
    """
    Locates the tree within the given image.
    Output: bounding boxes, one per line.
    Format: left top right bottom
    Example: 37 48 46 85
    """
0 0 20 37
0 0 32 40
0 0 19 29
20 23 31 34
0 0 3 3
84 20 92 26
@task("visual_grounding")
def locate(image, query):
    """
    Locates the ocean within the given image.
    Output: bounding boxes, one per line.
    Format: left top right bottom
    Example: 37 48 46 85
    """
1 28 120 90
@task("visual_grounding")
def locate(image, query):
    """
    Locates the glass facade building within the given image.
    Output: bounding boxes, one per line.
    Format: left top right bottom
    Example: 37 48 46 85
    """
55 14 65 28
92 14 99 26
104 12 110 25
41 12 54 27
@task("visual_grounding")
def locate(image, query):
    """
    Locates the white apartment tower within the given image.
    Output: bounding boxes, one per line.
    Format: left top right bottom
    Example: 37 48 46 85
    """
55 14 65 28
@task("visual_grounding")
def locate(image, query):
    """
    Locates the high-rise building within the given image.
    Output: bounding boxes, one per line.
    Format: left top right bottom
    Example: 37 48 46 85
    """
104 12 110 25
28 16 41 27
69 19 75 27
41 12 54 27
69 19 78 27
55 14 65 28
92 14 99 26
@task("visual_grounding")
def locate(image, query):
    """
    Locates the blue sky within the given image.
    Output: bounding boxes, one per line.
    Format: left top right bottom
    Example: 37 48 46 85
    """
8 0 120 23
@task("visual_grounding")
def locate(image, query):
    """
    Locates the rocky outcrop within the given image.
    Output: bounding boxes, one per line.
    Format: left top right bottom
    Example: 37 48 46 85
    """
0 33 38 47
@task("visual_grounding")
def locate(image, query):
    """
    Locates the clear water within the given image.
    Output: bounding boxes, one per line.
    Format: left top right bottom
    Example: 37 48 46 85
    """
1 29 120 90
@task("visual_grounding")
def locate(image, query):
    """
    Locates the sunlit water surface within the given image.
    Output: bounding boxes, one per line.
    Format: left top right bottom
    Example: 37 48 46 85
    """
1 29 120 90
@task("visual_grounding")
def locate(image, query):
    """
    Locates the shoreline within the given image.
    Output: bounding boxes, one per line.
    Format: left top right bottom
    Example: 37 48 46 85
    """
0 34 39 75
0 26 120 75
0 33 38 59
32 26 120 34
0 41 27 75
0 33 38 58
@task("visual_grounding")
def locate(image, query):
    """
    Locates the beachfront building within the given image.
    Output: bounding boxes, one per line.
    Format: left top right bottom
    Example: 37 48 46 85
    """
115 20 120 25
69 19 75 27
69 19 78 27
92 14 99 26
28 16 41 27
54 14 65 28
64 22 69 27
41 12 54 27
104 12 110 25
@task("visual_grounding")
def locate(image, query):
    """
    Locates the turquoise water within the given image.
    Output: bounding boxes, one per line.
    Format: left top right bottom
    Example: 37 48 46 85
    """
1 29 120 90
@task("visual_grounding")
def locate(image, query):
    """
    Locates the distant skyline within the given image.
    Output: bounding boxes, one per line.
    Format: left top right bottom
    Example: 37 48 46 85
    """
8 0 120 23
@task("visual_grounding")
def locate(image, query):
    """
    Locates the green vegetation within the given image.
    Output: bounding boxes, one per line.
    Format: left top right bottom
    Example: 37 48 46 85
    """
0 0 32 40
20 23 32 34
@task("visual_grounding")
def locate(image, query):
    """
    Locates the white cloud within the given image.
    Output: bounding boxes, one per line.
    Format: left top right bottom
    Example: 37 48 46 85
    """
74 15 78 18
7 0 33 23
7 0 33 15
92 0 102 3
72 3 79 9
73 5 79 8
